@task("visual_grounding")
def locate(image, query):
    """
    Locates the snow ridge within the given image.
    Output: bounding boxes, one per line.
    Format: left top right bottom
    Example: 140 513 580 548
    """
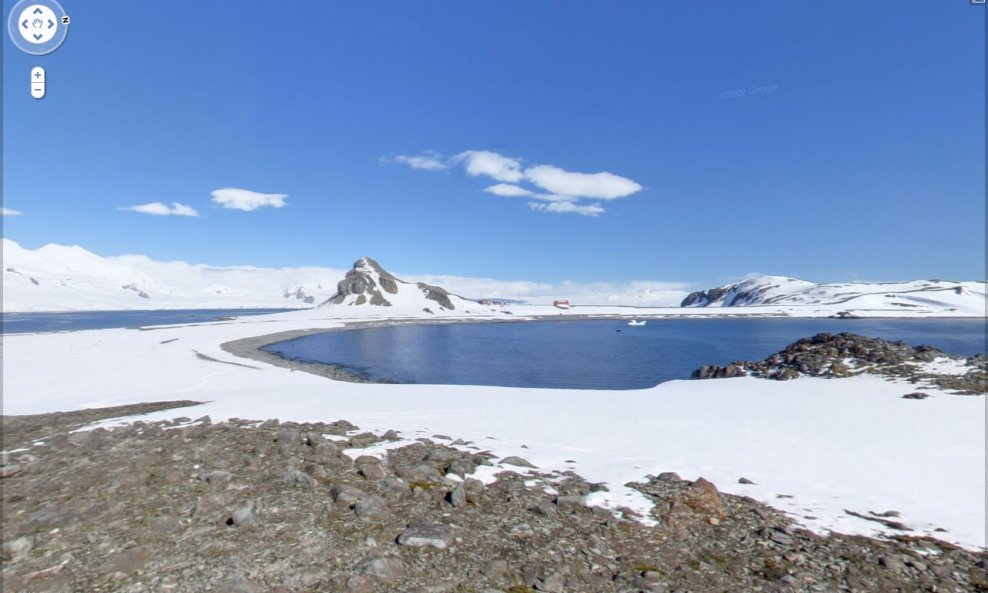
681 275 986 313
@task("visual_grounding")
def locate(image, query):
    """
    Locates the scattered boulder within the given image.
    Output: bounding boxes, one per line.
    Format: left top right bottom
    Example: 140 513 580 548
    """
684 477 727 520
397 522 455 549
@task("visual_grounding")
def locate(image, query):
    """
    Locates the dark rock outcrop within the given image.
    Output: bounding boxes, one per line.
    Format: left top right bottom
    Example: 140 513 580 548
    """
680 287 728 307
691 332 986 394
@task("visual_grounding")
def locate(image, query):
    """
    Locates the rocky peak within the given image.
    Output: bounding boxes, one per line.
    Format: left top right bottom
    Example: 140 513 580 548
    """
322 257 457 311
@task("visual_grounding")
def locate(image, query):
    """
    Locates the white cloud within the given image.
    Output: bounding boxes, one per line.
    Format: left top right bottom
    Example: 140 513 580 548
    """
528 201 605 217
483 183 533 197
453 150 524 183
122 202 200 217
211 188 288 212
391 150 448 171
524 165 642 200
385 148 643 216
1 207 22 216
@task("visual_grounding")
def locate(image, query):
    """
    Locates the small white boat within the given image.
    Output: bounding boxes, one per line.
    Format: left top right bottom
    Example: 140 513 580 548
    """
627 320 647 326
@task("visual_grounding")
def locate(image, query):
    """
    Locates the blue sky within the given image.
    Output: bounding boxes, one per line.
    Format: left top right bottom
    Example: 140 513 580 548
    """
2 1 985 287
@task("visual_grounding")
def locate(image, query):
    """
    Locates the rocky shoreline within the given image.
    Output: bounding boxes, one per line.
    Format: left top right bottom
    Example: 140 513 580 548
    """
692 333 987 395
2 403 985 593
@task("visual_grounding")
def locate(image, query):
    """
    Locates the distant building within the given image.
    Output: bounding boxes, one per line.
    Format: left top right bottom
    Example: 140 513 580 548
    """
553 299 571 309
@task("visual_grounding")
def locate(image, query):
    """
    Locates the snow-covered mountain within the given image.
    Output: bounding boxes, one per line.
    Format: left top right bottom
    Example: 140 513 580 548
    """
0 239 692 311
320 257 488 314
1 239 342 311
3 239 984 316
681 275 986 314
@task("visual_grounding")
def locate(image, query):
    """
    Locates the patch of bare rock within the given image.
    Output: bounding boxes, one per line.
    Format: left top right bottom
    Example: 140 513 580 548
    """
1 405 985 592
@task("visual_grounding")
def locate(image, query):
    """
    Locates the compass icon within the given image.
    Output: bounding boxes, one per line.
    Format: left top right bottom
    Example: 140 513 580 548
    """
7 0 69 55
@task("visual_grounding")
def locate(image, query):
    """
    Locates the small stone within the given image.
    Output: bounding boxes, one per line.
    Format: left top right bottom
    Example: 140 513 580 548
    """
499 456 536 468
446 458 476 477
231 501 256 526
538 572 566 593
447 483 467 507
0 464 23 478
303 431 324 446
398 522 455 549
313 442 340 458
879 556 905 571
657 471 682 482
769 530 794 546
2 536 33 561
284 468 316 488
902 392 931 400
355 457 388 480
643 571 662 583
395 463 441 482
331 484 366 506
906 558 927 572
348 432 380 448
356 554 405 583
201 469 233 484
738 477 755 485
346 574 374 593
554 494 587 508
530 501 558 517
482 559 508 578
274 428 300 443
214 578 263 593
376 477 410 499
354 495 389 520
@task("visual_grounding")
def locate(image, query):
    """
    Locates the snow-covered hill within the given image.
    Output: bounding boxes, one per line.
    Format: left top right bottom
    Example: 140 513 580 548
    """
1 239 342 311
681 275 986 315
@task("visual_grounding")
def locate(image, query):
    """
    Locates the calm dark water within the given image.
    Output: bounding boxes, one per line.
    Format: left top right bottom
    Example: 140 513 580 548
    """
264 318 987 390
1 309 296 334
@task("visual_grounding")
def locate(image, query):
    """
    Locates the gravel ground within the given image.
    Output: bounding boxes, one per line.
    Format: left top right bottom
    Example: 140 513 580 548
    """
2 403 985 593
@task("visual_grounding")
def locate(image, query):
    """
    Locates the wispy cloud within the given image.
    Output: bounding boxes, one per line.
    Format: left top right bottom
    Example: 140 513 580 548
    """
388 149 642 216
1 207 23 216
528 201 605 217
122 202 199 217
211 188 288 211
387 150 449 171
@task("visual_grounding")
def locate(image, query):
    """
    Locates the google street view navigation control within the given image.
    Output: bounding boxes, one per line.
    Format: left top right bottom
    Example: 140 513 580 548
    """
6 0 70 100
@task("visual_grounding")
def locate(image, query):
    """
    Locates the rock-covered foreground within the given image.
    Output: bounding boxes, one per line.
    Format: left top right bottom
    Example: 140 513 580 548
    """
692 332 987 395
2 403 985 593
